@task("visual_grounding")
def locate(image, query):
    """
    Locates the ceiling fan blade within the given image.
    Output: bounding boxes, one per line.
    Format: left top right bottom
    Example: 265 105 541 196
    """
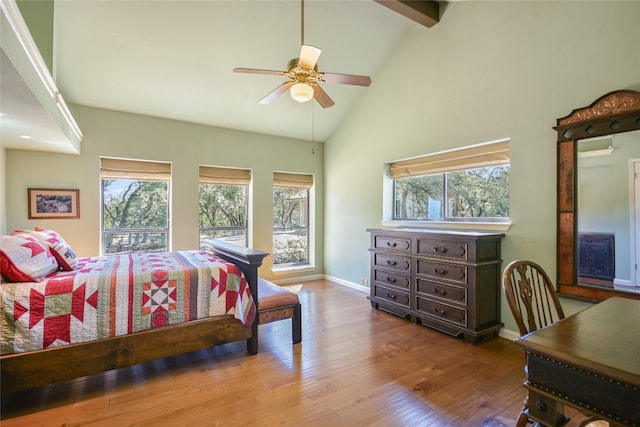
234 67 287 77
298 44 322 70
311 83 335 108
258 81 294 105
320 72 372 87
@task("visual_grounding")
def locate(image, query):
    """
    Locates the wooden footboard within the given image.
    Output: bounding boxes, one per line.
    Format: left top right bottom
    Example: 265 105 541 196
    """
203 239 269 354
0 240 268 394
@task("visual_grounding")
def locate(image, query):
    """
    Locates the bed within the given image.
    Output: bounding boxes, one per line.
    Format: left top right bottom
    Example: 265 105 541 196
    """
0 231 268 394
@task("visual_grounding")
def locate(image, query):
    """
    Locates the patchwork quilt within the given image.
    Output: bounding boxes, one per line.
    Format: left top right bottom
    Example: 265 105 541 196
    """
0 250 255 355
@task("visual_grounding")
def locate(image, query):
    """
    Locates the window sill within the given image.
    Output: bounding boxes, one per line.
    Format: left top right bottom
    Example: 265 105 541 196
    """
380 220 512 233
271 264 317 275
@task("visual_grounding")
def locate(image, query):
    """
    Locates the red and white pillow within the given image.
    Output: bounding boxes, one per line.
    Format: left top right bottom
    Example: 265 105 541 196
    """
35 227 79 270
10 228 79 271
0 234 59 282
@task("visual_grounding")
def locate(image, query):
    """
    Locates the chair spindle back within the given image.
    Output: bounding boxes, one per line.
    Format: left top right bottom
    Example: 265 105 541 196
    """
502 260 565 336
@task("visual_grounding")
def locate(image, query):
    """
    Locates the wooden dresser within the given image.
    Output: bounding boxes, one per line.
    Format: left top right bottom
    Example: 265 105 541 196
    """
367 228 504 343
578 232 615 281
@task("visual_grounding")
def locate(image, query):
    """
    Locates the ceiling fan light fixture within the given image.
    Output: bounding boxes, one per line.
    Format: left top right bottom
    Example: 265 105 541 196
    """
233 0 369 108
290 82 314 103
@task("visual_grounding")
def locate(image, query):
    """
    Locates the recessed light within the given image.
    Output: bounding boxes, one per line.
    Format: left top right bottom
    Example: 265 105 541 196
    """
20 135 32 139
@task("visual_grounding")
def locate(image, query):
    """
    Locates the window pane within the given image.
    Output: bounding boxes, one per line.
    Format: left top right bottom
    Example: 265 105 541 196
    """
102 179 169 254
392 165 509 220
103 180 168 228
394 174 444 220
198 228 247 249
104 232 167 255
198 183 247 247
446 165 510 218
273 186 309 265
273 226 308 265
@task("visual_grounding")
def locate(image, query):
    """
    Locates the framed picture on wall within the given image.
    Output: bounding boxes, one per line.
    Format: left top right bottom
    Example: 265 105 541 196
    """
28 188 80 219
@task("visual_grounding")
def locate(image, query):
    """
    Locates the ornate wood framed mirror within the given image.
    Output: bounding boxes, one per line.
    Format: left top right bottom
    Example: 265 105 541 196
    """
555 89 640 302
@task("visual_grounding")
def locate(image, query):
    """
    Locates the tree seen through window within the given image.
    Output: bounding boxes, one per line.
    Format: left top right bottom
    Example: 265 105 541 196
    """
394 165 509 220
199 183 247 247
273 186 309 265
102 179 169 254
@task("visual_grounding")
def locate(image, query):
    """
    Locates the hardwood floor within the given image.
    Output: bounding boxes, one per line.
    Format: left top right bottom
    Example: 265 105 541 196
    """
1 279 587 426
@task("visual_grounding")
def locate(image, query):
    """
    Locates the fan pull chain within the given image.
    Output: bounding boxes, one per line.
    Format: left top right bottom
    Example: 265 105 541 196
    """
300 0 305 46
311 102 315 142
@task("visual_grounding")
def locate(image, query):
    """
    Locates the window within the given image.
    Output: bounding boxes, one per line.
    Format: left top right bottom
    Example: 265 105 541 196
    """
389 140 510 221
273 172 313 266
198 166 250 248
100 158 171 255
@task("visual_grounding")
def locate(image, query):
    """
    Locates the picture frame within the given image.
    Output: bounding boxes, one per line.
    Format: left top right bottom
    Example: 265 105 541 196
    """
28 188 80 219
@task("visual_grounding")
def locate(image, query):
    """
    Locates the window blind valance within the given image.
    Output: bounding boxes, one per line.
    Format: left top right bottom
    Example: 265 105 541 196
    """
273 172 314 189
100 157 171 181
199 166 251 185
388 140 510 179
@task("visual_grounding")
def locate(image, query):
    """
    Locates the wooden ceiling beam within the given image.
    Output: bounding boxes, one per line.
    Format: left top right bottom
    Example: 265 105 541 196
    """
374 0 440 28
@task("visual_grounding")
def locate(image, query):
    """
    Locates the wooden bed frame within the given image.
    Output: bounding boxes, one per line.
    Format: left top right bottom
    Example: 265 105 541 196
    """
0 239 269 394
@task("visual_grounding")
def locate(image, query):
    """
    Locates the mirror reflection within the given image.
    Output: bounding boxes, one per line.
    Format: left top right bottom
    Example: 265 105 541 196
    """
577 129 640 293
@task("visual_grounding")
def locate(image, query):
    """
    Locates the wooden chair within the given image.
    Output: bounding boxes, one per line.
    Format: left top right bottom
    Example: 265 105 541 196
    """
502 259 565 337
502 260 608 427
257 278 301 344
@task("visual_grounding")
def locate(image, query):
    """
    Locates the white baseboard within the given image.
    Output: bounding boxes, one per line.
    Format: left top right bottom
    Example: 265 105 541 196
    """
271 274 324 285
498 328 520 342
278 274 522 340
614 278 631 287
323 275 369 293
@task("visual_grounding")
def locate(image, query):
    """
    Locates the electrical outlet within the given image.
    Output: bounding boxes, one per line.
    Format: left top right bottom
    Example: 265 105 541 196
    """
360 278 368 286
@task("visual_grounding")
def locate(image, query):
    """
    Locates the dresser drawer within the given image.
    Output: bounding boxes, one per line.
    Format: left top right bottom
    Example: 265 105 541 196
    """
374 269 410 290
374 253 411 272
416 279 466 305
368 228 504 343
417 238 468 261
374 235 411 253
373 285 410 308
416 298 467 326
416 259 467 284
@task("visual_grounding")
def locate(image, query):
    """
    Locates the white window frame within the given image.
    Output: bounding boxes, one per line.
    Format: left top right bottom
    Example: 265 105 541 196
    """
100 157 172 255
272 172 315 272
382 139 512 232
198 166 252 248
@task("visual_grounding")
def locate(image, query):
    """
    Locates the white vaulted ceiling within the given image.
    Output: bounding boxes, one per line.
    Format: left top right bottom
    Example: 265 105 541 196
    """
51 0 417 143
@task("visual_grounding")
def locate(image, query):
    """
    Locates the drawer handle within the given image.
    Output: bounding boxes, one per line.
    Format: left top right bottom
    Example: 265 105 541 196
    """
387 276 397 283
433 307 447 315
433 267 447 275
433 287 447 296
433 246 448 254
387 260 398 266
386 293 396 300
535 400 548 413
386 241 397 248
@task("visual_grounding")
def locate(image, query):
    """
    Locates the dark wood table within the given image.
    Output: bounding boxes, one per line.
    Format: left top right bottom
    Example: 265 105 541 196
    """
515 297 640 427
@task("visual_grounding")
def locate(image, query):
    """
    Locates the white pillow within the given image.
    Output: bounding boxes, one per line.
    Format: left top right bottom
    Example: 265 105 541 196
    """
0 235 59 282
11 228 79 271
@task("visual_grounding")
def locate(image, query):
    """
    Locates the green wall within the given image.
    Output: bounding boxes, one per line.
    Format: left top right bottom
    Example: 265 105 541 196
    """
5 105 324 281
0 147 5 234
323 1 640 331
5 1 640 335
16 0 54 73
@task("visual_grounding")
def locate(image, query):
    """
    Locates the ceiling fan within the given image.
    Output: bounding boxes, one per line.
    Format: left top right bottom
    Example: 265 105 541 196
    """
233 0 372 108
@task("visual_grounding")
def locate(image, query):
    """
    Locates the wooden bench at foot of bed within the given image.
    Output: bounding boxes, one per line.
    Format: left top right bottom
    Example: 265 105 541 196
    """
258 279 302 344
0 240 268 394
